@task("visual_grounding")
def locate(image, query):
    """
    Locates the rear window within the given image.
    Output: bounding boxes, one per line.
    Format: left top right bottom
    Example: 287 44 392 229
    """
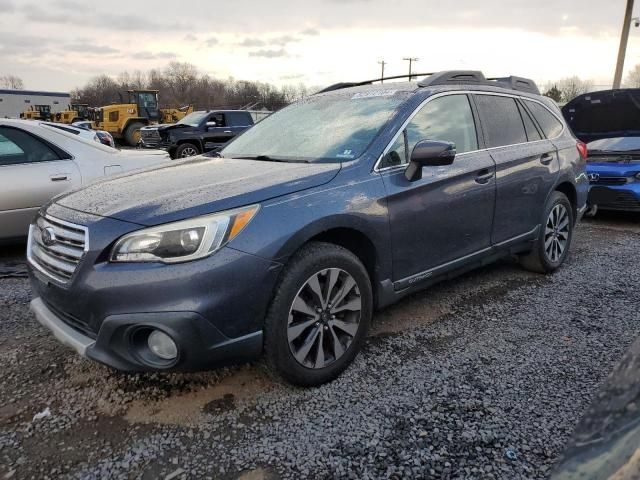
474 95 527 148
524 100 563 138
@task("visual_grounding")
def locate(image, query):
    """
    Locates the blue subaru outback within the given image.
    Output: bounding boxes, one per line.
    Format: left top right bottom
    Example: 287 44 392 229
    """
563 89 640 214
27 71 588 386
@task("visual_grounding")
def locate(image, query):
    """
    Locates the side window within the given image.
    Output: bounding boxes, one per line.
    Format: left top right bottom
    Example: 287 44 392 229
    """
210 113 226 127
227 112 252 127
517 101 542 141
524 100 564 139
474 95 528 148
380 131 407 168
406 95 478 155
0 127 61 166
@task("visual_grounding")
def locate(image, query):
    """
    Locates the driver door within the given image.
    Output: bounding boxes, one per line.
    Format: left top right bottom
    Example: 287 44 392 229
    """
203 113 237 151
379 94 496 286
0 126 81 239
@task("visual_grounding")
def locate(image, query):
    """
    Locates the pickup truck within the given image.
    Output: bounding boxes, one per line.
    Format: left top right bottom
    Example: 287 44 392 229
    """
140 110 255 159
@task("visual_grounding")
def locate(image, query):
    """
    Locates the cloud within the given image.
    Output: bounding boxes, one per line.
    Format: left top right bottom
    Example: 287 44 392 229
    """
133 51 177 60
65 43 120 54
271 35 300 46
238 38 266 47
184 33 198 42
0 0 14 12
301 28 319 36
248 48 289 58
205 37 218 47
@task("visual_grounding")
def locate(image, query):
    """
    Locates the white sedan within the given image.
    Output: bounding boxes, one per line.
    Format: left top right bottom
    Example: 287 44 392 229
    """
0 119 171 242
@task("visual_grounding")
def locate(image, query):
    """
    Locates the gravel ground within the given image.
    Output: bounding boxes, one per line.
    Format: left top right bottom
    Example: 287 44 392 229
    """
1 213 639 480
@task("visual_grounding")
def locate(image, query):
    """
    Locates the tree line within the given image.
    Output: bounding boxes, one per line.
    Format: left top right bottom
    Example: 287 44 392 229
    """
69 62 312 111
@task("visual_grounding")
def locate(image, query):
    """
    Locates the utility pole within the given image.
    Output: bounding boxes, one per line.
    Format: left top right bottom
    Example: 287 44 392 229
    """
614 0 635 89
378 60 386 83
403 57 419 81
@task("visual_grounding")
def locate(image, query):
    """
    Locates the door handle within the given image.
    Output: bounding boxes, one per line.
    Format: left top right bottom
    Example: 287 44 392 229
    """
223 130 232 133
540 153 554 165
475 169 494 184
50 174 69 182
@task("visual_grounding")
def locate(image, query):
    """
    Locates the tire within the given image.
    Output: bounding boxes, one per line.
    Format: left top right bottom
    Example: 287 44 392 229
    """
264 242 372 386
175 143 201 158
519 191 574 273
124 122 144 147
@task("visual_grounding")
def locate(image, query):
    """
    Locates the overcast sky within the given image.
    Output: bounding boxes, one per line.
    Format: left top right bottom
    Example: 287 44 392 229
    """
0 0 638 92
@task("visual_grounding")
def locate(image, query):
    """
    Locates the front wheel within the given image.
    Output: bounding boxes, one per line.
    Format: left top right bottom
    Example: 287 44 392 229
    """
175 143 201 158
264 242 372 386
520 191 574 273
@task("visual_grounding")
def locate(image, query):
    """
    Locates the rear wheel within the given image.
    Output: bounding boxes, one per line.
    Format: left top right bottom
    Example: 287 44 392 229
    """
124 122 144 147
520 191 574 273
175 143 200 158
264 242 372 386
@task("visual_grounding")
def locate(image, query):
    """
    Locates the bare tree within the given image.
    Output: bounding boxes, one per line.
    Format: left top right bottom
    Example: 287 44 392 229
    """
624 64 640 88
554 76 594 103
0 75 24 89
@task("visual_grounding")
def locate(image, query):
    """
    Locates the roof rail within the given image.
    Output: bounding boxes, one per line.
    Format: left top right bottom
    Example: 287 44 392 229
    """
316 73 435 94
486 76 540 95
316 71 540 95
418 70 489 87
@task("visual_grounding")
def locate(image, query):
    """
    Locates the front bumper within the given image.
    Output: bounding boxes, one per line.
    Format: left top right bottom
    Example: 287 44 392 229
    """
31 297 263 371
588 185 640 212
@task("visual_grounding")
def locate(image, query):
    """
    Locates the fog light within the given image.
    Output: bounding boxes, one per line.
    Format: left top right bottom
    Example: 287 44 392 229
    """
147 330 178 360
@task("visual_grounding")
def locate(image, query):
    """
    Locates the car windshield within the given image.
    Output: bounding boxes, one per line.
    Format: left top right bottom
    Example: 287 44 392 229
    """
221 90 408 162
177 112 209 127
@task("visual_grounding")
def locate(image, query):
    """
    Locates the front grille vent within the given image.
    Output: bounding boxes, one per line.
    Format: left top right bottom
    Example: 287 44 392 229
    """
27 215 88 284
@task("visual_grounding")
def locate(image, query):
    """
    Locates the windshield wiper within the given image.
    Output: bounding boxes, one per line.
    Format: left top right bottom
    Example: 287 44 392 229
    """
234 155 309 163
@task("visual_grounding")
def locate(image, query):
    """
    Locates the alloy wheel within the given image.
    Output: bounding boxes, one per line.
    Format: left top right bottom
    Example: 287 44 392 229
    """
180 147 198 157
544 204 570 262
287 268 362 369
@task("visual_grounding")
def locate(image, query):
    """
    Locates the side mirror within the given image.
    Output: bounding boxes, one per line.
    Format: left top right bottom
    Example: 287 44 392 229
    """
405 140 456 182
206 121 217 128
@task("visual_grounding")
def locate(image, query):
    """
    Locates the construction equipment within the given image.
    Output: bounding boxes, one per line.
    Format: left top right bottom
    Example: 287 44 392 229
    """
19 105 52 121
160 105 194 124
52 104 89 124
93 90 162 147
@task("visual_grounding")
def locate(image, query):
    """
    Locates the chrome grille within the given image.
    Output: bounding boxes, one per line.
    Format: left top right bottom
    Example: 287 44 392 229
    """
141 128 161 147
27 215 88 284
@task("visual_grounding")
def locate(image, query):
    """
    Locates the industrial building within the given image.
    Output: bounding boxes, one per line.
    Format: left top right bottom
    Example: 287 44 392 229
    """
0 89 71 118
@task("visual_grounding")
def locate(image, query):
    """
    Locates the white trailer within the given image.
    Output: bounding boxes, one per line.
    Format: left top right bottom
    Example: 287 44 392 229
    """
0 89 71 119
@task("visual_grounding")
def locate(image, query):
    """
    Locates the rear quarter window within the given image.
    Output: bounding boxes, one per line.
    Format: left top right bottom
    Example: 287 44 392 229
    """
474 95 527 148
524 100 564 139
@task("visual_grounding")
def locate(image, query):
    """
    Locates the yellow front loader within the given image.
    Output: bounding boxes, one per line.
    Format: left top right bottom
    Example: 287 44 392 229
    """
52 104 89 124
93 90 162 146
161 105 194 124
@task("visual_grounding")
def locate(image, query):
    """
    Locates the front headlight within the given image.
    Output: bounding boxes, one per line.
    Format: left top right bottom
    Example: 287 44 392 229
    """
110 205 259 263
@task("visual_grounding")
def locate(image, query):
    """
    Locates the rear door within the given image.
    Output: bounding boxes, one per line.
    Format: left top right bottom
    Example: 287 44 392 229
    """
473 94 559 244
0 126 81 239
225 111 254 137
380 93 496 285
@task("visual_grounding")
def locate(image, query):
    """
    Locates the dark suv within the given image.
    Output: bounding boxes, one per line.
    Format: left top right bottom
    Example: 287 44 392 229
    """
147 110 254 159
27 71 588 386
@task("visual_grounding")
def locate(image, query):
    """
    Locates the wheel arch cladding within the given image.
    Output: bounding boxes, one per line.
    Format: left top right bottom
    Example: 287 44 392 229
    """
555 181 577 218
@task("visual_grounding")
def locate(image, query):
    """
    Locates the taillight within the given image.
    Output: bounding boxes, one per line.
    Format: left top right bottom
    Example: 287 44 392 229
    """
576 142 588 160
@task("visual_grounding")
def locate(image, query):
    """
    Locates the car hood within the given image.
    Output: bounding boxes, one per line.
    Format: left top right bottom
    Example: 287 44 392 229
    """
562 89 640 143
56 156 341 226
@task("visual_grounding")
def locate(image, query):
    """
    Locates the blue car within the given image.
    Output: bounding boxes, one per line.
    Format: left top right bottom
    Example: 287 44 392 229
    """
563 89 640 214
27 71 587 386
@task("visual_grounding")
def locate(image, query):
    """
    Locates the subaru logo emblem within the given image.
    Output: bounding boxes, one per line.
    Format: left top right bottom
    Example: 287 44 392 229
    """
588 173 600 182
41 226 57 246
